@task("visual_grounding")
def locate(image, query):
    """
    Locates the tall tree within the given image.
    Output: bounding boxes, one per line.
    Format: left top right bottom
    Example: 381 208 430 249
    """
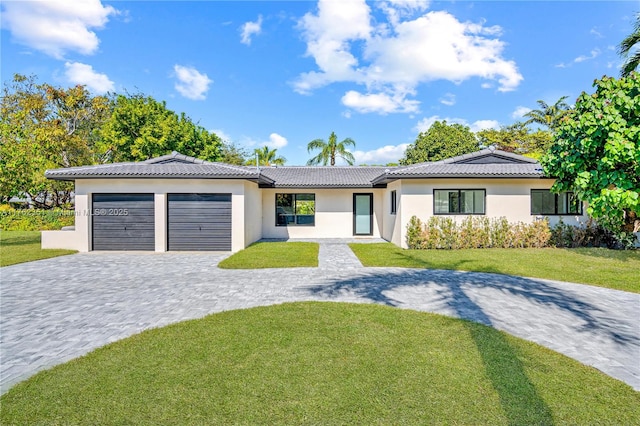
476 122 553 160
218 142 249 165
0 74 110 208
307 131 356 166
98 93 222 162
246 146 286 166
400 120 478 165
523 96 571 130
541 74 640 247
619 13 640 77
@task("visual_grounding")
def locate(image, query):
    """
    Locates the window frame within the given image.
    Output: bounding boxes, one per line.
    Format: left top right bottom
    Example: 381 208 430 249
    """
390 190 397 215
530 189 582 215
275 193 316 226
433 189 486 215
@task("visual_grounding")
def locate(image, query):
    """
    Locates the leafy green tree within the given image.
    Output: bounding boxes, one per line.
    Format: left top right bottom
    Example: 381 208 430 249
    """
477 122 553 159
98 93 222 162
400 120 478 165
619 13 640 77
307 131 355 166
246 146 286 166
541 74 640 246
0 74 110 208
524 96 571 131
218 142 249 165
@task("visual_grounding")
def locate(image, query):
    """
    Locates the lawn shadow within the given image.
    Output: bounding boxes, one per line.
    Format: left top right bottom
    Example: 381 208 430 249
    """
306 269 639 424
0 235 40 248
567 247 640 262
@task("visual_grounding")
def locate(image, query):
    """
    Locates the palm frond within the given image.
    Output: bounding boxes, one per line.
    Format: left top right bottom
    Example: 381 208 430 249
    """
621 51 640 77
306 139 326 153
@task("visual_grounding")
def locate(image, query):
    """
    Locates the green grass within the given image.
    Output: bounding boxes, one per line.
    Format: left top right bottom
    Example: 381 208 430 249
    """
1 302 638 425
0 231 76 267
218 241 318 269
350 243 640 293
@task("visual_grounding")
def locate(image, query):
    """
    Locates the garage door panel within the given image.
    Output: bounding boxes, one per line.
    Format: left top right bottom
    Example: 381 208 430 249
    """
92 193 155 251
167 193 231 251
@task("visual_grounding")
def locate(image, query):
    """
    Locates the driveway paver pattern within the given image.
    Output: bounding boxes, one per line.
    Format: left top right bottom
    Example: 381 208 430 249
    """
1 242 639 394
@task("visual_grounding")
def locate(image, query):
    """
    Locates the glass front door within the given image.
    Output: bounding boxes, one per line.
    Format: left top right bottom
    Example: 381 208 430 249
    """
353 194 373 235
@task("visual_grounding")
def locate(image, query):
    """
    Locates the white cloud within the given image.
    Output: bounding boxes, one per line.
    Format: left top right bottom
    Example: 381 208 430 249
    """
294 0 372 94
353 143 410 164
266 133 288 149
64 61 114 93
439 93 456 106
240 15 263 45
241 133 288 149
173 65 212 100
414 115 499 133
341 90 419 114
211 129 232 143
511 106 531 119
469 119 499 132
294 1 523 114
574 48 600 63
590 27 603 38
1 0 117 59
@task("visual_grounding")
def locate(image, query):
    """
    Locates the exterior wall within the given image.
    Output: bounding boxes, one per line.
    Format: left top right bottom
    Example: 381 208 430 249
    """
43 179 249 252
397 178 588 248
41 176 592 252
381 181 401 246
42 192 90 252
243 181 263 247
261 188 384 239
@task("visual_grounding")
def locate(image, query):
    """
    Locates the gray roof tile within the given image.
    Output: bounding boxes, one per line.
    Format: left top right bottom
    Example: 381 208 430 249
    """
45 150 547 186
259 166 388 187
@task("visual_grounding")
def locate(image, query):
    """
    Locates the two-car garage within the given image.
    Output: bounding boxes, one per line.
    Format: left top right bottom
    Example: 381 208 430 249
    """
91 193 232 251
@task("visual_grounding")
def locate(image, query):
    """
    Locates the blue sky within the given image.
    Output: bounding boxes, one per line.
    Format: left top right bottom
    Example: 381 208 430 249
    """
2 0 638 165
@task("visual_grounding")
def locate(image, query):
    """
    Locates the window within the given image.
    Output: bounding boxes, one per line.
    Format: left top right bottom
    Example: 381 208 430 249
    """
531 190 582 215
276 193 315 226
390 190 397 214
434 189 485 214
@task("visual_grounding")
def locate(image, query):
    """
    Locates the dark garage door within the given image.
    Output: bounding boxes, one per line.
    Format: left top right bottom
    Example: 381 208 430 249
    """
92 193 155 250
167 193 232 251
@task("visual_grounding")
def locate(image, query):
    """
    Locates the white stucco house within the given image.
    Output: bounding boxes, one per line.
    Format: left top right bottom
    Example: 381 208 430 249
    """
42 149 587 252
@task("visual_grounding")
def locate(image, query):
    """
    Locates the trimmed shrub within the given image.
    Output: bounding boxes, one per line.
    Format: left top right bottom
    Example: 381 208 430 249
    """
406 216 551 249
550 218 616 248
0 206 75 231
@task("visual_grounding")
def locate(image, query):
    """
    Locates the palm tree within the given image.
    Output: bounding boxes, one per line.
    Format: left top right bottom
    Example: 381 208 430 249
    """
523 96 571 130
307 131 356 166
246 146 286 166
619 13 640 77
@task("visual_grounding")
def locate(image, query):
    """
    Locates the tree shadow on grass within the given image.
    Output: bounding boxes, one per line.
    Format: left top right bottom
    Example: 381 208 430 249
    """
0 236 40 248
306 269 639 424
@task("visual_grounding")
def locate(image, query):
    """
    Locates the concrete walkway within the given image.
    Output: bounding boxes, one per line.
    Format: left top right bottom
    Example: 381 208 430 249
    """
1 241 639 395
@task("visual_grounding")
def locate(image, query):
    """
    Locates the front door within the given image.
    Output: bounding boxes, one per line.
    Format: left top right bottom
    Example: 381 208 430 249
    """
353 193 373 236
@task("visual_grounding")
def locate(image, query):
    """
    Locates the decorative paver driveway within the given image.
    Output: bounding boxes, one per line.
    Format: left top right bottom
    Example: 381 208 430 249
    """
1 243 639 395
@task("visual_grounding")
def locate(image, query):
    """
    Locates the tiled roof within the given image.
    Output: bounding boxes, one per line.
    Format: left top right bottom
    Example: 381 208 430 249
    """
372 149 545 183
260 166 389 188
45 149 548 187
45 151 265 181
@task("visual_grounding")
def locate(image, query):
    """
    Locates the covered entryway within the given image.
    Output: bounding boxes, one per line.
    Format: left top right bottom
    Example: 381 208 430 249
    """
167 193 232 251
92 194 155 250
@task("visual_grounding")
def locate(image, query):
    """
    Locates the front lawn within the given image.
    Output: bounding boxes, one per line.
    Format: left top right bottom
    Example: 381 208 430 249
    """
350 243 640 293
0 231 76 267
218 241 318 269
1 302 638 425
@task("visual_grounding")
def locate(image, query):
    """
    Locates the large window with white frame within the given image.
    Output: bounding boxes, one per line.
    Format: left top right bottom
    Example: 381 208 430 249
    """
276 193 315 226
434 189 485 215
531 190 582 215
